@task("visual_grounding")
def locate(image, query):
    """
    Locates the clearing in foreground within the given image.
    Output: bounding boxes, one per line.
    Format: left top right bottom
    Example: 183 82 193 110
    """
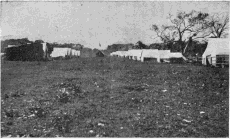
1 57 229 137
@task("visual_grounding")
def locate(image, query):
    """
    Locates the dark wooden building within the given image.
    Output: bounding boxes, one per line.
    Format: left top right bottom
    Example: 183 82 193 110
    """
5 43 53 61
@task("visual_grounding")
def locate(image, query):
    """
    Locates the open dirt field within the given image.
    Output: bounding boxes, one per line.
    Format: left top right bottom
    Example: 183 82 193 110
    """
1 57 229 137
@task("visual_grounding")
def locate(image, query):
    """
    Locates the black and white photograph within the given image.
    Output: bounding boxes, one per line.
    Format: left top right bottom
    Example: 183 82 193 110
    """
1 0 229 137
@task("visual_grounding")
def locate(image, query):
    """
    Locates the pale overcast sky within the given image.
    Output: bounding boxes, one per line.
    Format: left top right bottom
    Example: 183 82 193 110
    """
0 1 229 49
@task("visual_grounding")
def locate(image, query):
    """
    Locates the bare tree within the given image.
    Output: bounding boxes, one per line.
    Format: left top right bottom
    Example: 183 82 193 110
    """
152 10 210 52
151 25 176 43
206 13 229 38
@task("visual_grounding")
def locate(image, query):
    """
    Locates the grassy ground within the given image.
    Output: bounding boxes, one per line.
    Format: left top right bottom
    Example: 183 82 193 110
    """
1 57 229 137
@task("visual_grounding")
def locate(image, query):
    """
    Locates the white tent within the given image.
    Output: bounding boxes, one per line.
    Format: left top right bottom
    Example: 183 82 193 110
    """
118 51 127 57
110 51 120 57
141 49 160 62
124 50 132 59
124 50 131 58
159 50 171 60
50 48 72 58
127 50 143 60
114 51 123 57
169 52 187 60
110 52 116 56
202 39 229 66
71 49 80 57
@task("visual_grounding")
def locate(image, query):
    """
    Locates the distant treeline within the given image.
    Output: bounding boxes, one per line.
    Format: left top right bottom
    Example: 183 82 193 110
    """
1 38 208 58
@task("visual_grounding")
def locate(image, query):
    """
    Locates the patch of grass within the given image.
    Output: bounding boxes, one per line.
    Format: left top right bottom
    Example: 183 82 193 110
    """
1 57 229 137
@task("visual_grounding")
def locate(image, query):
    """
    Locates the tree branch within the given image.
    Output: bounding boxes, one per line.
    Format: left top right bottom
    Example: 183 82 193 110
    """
218 17 229 37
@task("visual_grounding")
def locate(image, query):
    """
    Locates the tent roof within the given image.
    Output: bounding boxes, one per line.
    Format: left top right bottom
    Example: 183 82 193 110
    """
51 47 71 57
141 49 159 57
128 49 143 56
202 39 229 58
158 50 171 58
170 52 187 60
170 52 183 58
118 51 127 56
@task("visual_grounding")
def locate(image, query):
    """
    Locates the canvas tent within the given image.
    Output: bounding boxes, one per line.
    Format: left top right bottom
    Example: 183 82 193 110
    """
110 51 117 56
124 50 132 59
124 50 131 58
118 51 127 57
111 51 120 57
158 50 171 62
110 51 127 57
71 49 80 57
125 49 143 60
50 48 72 58
169 52 187 63
202 39 229 67
169 52 187 60
130 50 143 60
141 49 160 62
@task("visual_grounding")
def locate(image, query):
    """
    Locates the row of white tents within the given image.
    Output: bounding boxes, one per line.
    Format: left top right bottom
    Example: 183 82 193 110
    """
110 49 187 62
50 48 80 58
111 39 229 67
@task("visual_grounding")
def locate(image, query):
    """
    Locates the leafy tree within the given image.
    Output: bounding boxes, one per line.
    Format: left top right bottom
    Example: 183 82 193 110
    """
72 44 84 50
136 41 148 49
35 40 44 43
107 43 134 52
